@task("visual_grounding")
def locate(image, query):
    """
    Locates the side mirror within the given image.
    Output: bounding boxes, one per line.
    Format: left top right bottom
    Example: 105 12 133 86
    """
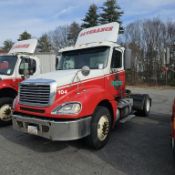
81 66 90 76
124 49 132 70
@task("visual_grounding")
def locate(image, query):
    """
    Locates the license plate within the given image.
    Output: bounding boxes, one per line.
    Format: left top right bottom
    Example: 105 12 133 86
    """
27 125 38 135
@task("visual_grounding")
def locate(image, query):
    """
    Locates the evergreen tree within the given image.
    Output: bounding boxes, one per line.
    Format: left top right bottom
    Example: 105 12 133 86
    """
38 34 51 52
18 31 31 41
2 40 14 52
99 0 124 32
68 22 81 44
81 4 99 28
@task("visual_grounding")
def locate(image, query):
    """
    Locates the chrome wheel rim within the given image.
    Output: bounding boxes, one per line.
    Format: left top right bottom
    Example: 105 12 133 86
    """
97 115 110 141
0 104 12 121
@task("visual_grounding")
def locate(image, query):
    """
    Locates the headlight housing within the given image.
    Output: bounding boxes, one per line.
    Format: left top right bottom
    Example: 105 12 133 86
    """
51 102 82 115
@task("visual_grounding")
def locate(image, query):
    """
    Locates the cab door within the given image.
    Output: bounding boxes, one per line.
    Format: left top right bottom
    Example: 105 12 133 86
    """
18 57 38 79
105 48 125 98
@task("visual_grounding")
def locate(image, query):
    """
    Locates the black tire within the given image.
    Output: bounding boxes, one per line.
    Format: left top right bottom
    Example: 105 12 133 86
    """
0 97 14 125
86 106 112 149
142 95 151 116
136 95 151 117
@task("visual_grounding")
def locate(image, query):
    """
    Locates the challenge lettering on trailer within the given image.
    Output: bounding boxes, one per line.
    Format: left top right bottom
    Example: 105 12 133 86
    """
9 39 38 54
80 26 113 37
13 44 30 49
75 22 119 46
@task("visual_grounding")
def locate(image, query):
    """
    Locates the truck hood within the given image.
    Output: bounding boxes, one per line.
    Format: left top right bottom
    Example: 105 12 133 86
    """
28 69 104 87
0 75 12 80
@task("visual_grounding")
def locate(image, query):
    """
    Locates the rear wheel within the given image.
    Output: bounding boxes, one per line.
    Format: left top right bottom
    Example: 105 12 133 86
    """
86 106 112 149
0 97 13 125
136 95 151 117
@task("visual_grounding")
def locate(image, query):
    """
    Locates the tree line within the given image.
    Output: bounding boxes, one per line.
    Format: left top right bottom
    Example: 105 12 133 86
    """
123 19 175 86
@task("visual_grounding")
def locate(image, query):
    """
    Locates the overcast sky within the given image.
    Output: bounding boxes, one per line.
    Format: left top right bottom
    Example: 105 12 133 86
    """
0 0 174 46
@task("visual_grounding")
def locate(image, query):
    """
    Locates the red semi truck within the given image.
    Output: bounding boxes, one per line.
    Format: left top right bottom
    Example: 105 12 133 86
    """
12 23 152 149
172 98 175 158
0 39 56 125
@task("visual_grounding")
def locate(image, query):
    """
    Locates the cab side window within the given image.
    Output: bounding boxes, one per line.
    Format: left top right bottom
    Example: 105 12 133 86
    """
19 58 36 75
111 49 122 69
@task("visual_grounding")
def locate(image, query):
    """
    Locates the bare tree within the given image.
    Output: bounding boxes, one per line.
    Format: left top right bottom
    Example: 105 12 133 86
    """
166 21 175 45
48 25 70 54
123 21 143 84
68 22 81 45
142 18 167 84
123 18 175 85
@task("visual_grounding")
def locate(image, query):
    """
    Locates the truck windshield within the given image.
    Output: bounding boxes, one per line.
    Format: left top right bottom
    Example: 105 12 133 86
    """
0 55 17 75
58 46 110 70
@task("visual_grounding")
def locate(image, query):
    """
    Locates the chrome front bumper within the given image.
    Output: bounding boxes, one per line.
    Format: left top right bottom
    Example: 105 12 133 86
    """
12 114 91 141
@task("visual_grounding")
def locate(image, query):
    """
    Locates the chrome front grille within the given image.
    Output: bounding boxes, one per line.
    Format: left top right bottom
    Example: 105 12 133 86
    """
19 84 51 106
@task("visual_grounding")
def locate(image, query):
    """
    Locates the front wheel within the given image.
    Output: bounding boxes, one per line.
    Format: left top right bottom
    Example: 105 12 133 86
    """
86 106 112 149
0 97 13 125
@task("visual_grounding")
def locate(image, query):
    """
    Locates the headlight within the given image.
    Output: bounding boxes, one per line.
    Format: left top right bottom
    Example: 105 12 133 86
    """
51 102 81 115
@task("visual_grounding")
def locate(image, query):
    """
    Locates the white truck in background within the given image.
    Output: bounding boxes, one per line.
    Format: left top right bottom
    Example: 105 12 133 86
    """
0 39 57 125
